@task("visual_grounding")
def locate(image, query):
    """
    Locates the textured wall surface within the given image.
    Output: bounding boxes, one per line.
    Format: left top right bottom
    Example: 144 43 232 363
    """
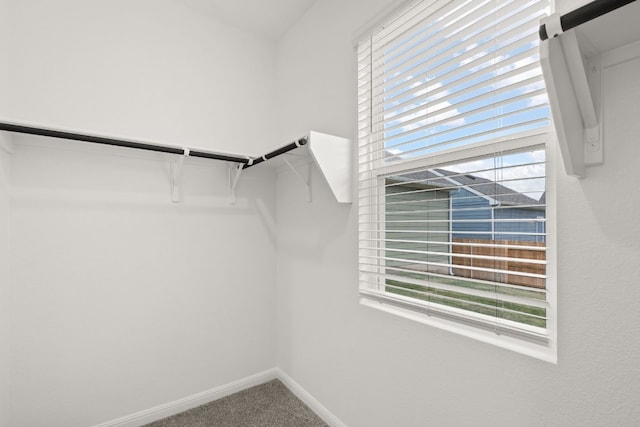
3 0 640 425
8 137 278 427
0 137 11 427
0 0 11 423
275 0 640 425
4 0 280 425
6 0 278 155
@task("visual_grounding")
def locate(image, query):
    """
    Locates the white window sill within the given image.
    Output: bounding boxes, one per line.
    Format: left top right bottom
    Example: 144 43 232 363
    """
360 292 557 364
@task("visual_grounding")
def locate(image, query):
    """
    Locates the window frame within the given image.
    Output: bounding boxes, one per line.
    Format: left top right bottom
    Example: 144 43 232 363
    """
357 0 557 362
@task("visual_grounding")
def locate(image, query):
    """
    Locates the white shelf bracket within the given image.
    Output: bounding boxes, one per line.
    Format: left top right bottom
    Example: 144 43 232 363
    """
561 31 602 159
170 148 189 203
0 131 13 154
282 156 312 202
229 161 248 205
541 28 602 178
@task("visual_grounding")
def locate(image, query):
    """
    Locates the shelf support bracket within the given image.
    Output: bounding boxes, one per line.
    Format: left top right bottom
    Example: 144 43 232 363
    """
282 157 312 202
170 148 189 203
0 138 13 155
560 30 601 162
229 160 250 205
541 29 602 178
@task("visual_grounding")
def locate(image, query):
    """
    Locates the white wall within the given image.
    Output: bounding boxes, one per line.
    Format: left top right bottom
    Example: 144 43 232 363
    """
275 1 640 426
0 0 12 424
0 0 6 116
5 1 279 426
9 139 277 427
0 139 11 427
7 0 278 155
5 0 640 425
556 0 590 15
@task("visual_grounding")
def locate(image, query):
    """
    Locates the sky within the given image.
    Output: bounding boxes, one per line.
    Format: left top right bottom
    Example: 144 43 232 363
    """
376 0 550 199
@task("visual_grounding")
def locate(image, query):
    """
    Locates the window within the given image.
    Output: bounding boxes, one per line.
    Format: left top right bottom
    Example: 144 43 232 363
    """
357 0 555 361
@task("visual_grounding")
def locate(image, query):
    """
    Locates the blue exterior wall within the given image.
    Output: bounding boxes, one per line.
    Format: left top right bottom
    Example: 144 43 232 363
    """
450 188 492 239
494 207 545 242
451 189 545 242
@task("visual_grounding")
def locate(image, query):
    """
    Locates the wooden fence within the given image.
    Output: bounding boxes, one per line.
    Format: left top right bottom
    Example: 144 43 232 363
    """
451 238 546 289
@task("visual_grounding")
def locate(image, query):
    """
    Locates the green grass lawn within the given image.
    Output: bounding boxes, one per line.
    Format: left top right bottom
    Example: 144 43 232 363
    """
386 276 546 328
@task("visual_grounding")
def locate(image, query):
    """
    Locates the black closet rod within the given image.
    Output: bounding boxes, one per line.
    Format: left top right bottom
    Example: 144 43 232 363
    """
0 121 307 166
243 137 308 169
539 0 637 41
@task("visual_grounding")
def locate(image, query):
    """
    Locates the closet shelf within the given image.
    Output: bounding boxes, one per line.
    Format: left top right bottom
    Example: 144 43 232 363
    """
0 119 352 203
540 0 640 178
262 131 352 204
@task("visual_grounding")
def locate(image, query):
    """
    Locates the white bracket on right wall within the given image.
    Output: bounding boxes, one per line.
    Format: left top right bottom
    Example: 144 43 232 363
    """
540 2 640 178
541 28 602 178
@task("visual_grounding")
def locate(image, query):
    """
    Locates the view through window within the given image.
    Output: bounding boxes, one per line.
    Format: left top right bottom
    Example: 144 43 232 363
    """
358 0 555 356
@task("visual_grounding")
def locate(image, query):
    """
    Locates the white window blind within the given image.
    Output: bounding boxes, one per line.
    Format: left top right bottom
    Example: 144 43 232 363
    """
358 0 555 356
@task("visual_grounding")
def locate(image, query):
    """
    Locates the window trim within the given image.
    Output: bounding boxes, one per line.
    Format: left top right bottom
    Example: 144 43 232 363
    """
357 0 557 363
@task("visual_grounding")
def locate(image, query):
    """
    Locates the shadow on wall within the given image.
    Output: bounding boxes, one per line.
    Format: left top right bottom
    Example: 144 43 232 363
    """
277 166 354 259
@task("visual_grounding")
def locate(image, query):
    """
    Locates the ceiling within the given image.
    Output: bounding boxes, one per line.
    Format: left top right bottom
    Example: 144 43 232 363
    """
176 0 317 41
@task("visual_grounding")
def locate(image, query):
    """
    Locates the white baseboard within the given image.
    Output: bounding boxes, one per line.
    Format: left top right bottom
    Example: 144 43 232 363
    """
93 367 346 427
93 368 278 427
275 368 347 427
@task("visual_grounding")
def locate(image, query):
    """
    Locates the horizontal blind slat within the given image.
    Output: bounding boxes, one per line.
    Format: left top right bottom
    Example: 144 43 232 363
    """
359 253 546 280
374 20 541 95
376 37 542 112
359 270 548 309
378 281 548 320
379 1 546 86
358 118 549 165
360 237 547 252
379 0 535 76
359 263 547 297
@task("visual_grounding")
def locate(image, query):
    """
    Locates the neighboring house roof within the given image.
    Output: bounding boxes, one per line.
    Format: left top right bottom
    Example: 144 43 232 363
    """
393 168 543 207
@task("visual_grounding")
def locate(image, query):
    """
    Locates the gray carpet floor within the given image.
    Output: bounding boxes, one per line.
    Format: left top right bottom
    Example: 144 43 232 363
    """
143 379 328 427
